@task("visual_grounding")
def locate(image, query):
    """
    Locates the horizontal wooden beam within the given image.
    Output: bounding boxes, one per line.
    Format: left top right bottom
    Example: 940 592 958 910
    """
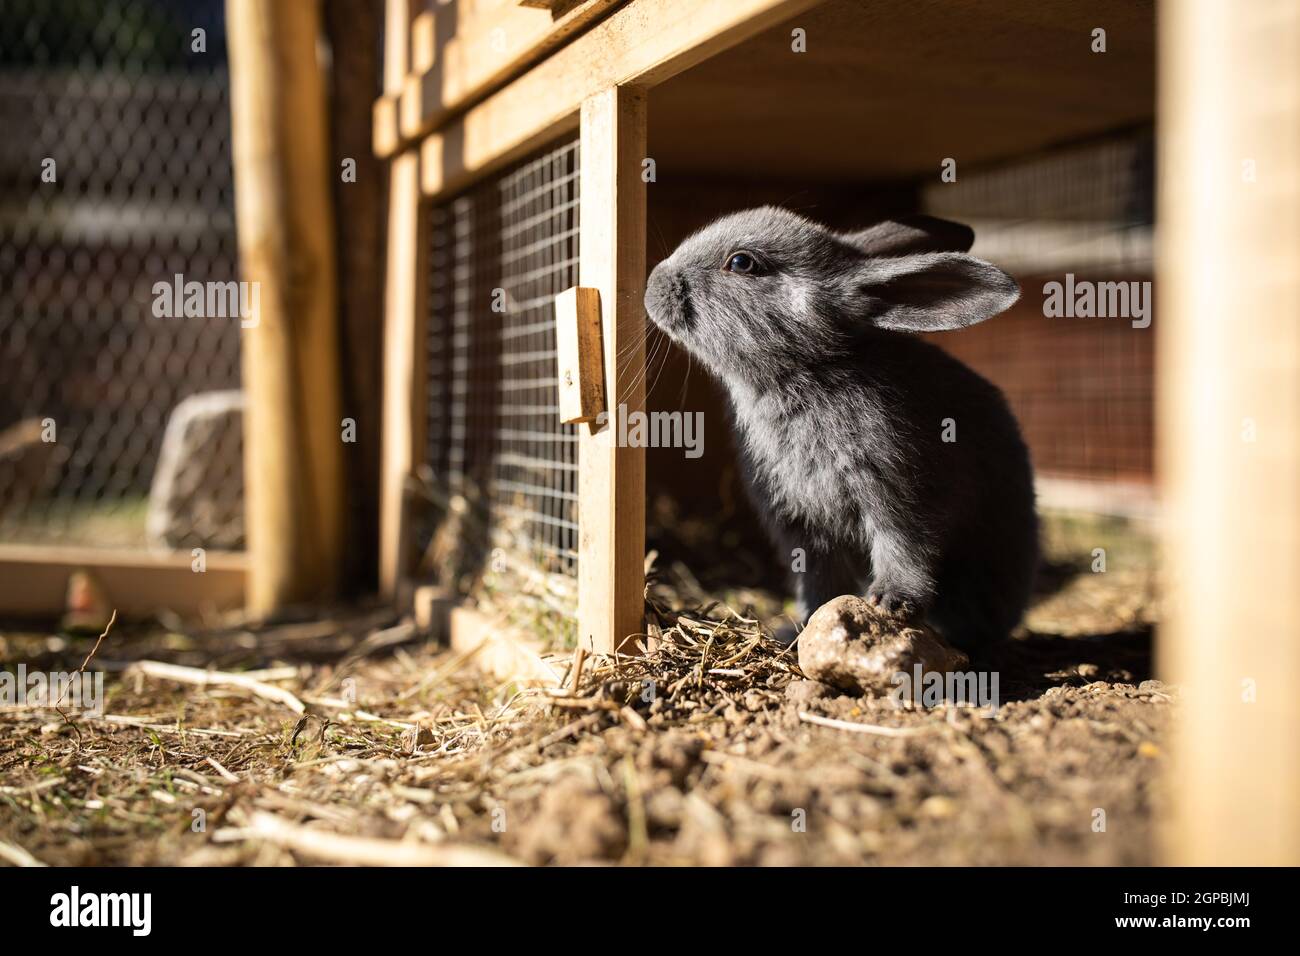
0 546 246 620
446 603 565 687
419 0 822 199
397 0 620 144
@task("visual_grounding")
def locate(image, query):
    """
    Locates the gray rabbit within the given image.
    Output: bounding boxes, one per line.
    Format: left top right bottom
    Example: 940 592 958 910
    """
644 207 1038 650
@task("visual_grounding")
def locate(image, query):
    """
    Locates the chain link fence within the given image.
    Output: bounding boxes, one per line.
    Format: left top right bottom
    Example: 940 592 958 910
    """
0 0 243 551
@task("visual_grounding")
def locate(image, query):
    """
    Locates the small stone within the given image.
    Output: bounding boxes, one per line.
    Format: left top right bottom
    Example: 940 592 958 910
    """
0 417 58 513
147 390 245 550
62 570 113 635
797 595 969 697
1076 663 1100 679
400 724 436 753
784 679 832 704
917 795 957 819
644 787 685 828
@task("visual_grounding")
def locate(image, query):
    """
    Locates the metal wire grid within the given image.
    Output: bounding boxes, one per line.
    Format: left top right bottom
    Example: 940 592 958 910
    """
423 139 580 594
0 0 243 550
921 131 1155 485
494 142 581 574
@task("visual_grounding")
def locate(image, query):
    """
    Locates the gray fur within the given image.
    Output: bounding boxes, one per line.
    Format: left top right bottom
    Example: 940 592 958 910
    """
643 206 1039 649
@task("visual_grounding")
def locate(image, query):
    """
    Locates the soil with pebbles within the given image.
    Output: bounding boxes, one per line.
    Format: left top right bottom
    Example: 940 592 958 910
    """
0 553 1165 866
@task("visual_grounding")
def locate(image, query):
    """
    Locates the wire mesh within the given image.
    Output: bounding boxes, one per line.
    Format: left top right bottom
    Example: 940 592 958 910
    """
0 0 243 551
421 139 580 610
922 130 1155 490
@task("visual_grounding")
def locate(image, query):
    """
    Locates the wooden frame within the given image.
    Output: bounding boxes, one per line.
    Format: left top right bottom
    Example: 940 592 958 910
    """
0 546 246 619
576 87 647 653
448 605 566 687
378 148 429 600
371 0 412 158
414 585 563 686
374 0 622 158
398 0 622 147
379 0 819 639
379 0 430 601
417 0 822 200
373 0 1300 864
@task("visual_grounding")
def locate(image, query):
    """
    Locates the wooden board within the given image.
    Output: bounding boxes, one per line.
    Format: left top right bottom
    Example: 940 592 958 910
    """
447 604 566 687
417 0 1154 199
419 0 821 199
576 88 647 655
1157 0 1300 866
648 0 1154 182
0 546 246 620
378 149 429 601
554 286 606 424
409 586 564 686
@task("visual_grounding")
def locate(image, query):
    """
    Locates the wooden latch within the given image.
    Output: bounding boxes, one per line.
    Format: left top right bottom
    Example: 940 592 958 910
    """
554 286 606 424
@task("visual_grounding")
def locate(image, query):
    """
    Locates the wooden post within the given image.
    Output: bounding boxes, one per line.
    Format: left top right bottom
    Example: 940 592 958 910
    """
577 87 647 654
378 149 428 602
378 0 428 602
227 0 344 615
1158 0 1300 864
325 0 385 595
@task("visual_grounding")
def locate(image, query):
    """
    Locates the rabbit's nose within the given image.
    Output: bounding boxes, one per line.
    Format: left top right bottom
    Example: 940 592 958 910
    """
644 262 675 321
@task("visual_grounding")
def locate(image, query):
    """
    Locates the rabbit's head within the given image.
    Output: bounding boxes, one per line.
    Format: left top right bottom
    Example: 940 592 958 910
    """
644 206 1019 381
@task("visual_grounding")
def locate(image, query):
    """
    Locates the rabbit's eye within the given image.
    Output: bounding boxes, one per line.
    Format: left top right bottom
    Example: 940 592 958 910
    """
724 251 760 275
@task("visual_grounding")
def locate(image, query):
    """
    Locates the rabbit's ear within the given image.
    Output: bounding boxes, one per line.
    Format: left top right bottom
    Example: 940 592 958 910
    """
853 252 1020 332
842 215 975 257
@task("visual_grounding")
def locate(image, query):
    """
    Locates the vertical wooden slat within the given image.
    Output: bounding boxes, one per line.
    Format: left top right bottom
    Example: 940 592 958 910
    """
379 149 428 602
373 0 414 158
378 0 428 601
1158 0 1300 865
383 0 411 95
227 0 343 614
577 87 647 654
325 0 386 595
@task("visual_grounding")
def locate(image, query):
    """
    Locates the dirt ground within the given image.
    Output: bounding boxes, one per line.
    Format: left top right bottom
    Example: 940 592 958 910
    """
0 513 1165 867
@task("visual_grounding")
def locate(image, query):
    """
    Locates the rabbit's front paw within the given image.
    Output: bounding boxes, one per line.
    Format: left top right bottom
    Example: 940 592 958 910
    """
865 585 920 618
